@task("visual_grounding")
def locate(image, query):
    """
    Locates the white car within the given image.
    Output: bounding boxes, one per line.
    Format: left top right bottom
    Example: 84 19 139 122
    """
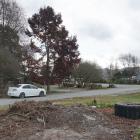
7 84 46 98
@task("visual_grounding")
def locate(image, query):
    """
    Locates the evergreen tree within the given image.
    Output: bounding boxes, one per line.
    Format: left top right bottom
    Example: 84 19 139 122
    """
26 6 80 92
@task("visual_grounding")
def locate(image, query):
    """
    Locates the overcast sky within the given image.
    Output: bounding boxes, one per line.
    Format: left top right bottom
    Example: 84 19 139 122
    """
17 0 140 68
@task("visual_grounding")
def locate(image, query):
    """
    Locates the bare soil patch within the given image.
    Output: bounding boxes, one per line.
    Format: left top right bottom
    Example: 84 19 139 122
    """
0 101 139 140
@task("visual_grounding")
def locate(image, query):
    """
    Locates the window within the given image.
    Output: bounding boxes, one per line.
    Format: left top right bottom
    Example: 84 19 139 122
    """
30 85 38 89
22 85 31 89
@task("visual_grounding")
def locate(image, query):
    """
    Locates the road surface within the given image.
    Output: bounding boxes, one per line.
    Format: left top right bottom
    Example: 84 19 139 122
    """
0 84 140 106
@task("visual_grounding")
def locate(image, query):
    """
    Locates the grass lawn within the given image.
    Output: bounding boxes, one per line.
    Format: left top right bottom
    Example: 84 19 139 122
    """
0 105 9 111
53 93 140 107
134 128 140 140
0 93 140 110
44 85 108 94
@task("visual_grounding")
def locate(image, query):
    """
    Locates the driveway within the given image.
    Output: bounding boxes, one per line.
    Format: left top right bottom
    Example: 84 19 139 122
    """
0 84 140 106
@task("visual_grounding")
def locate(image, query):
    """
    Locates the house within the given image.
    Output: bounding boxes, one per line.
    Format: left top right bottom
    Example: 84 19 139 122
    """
134 73 140 81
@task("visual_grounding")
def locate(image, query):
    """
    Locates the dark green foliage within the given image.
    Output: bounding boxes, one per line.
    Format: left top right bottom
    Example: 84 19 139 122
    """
0 25 21 82
0 25 21 59
0 0 25 84
72 61 102 83
0 0 25 92
0 48 20 81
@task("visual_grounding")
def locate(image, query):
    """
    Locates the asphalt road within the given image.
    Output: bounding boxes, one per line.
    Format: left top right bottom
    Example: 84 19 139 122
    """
0 84 140 106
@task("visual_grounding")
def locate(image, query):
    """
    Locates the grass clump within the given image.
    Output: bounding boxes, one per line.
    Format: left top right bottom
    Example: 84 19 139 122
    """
86 98 113 108
134 128 140 140
0 105 9 111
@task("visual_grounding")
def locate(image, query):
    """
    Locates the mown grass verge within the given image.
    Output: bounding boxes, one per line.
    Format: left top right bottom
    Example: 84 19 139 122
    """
0 93 140 111
53 93 140 108
0 105 9 111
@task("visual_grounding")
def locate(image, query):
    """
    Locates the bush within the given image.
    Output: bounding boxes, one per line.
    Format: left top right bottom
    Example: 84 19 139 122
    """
108 84 115 88
62 82 75 88
76 83 83 88
88 83 102 89
86 99 113 108
87 98 97 106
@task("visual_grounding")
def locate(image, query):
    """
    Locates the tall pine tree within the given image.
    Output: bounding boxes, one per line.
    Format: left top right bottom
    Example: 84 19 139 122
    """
26 6 80 92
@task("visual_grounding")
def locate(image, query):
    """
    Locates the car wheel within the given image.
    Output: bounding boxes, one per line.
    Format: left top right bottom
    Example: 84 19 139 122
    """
19 93 25 98
39 91 45 97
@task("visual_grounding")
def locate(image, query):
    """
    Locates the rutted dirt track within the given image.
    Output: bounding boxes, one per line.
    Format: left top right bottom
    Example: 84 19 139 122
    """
0 101 139 140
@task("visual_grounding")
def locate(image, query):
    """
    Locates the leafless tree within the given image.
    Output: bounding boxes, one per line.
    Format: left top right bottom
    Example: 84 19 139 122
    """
119 53 139 68
119 53 140 78
0 0 26 32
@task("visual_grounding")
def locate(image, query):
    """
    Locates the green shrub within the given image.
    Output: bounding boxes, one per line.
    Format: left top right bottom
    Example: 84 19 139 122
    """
97 103 113 108
86 99 113 108
87 98 97 106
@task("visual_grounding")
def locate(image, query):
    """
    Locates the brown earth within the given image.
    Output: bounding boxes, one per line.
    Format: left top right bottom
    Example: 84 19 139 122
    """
0 101 139 140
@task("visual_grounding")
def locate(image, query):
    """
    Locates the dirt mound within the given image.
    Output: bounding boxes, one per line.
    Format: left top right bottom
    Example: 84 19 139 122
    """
8 101 53 122
0 101 138 140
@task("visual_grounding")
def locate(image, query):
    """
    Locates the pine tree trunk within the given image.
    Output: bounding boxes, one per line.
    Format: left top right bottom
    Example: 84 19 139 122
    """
46 41 50 93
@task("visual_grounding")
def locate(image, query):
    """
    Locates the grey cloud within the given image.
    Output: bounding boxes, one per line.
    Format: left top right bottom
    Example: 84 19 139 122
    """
79 22 113 40
15 0 140 67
